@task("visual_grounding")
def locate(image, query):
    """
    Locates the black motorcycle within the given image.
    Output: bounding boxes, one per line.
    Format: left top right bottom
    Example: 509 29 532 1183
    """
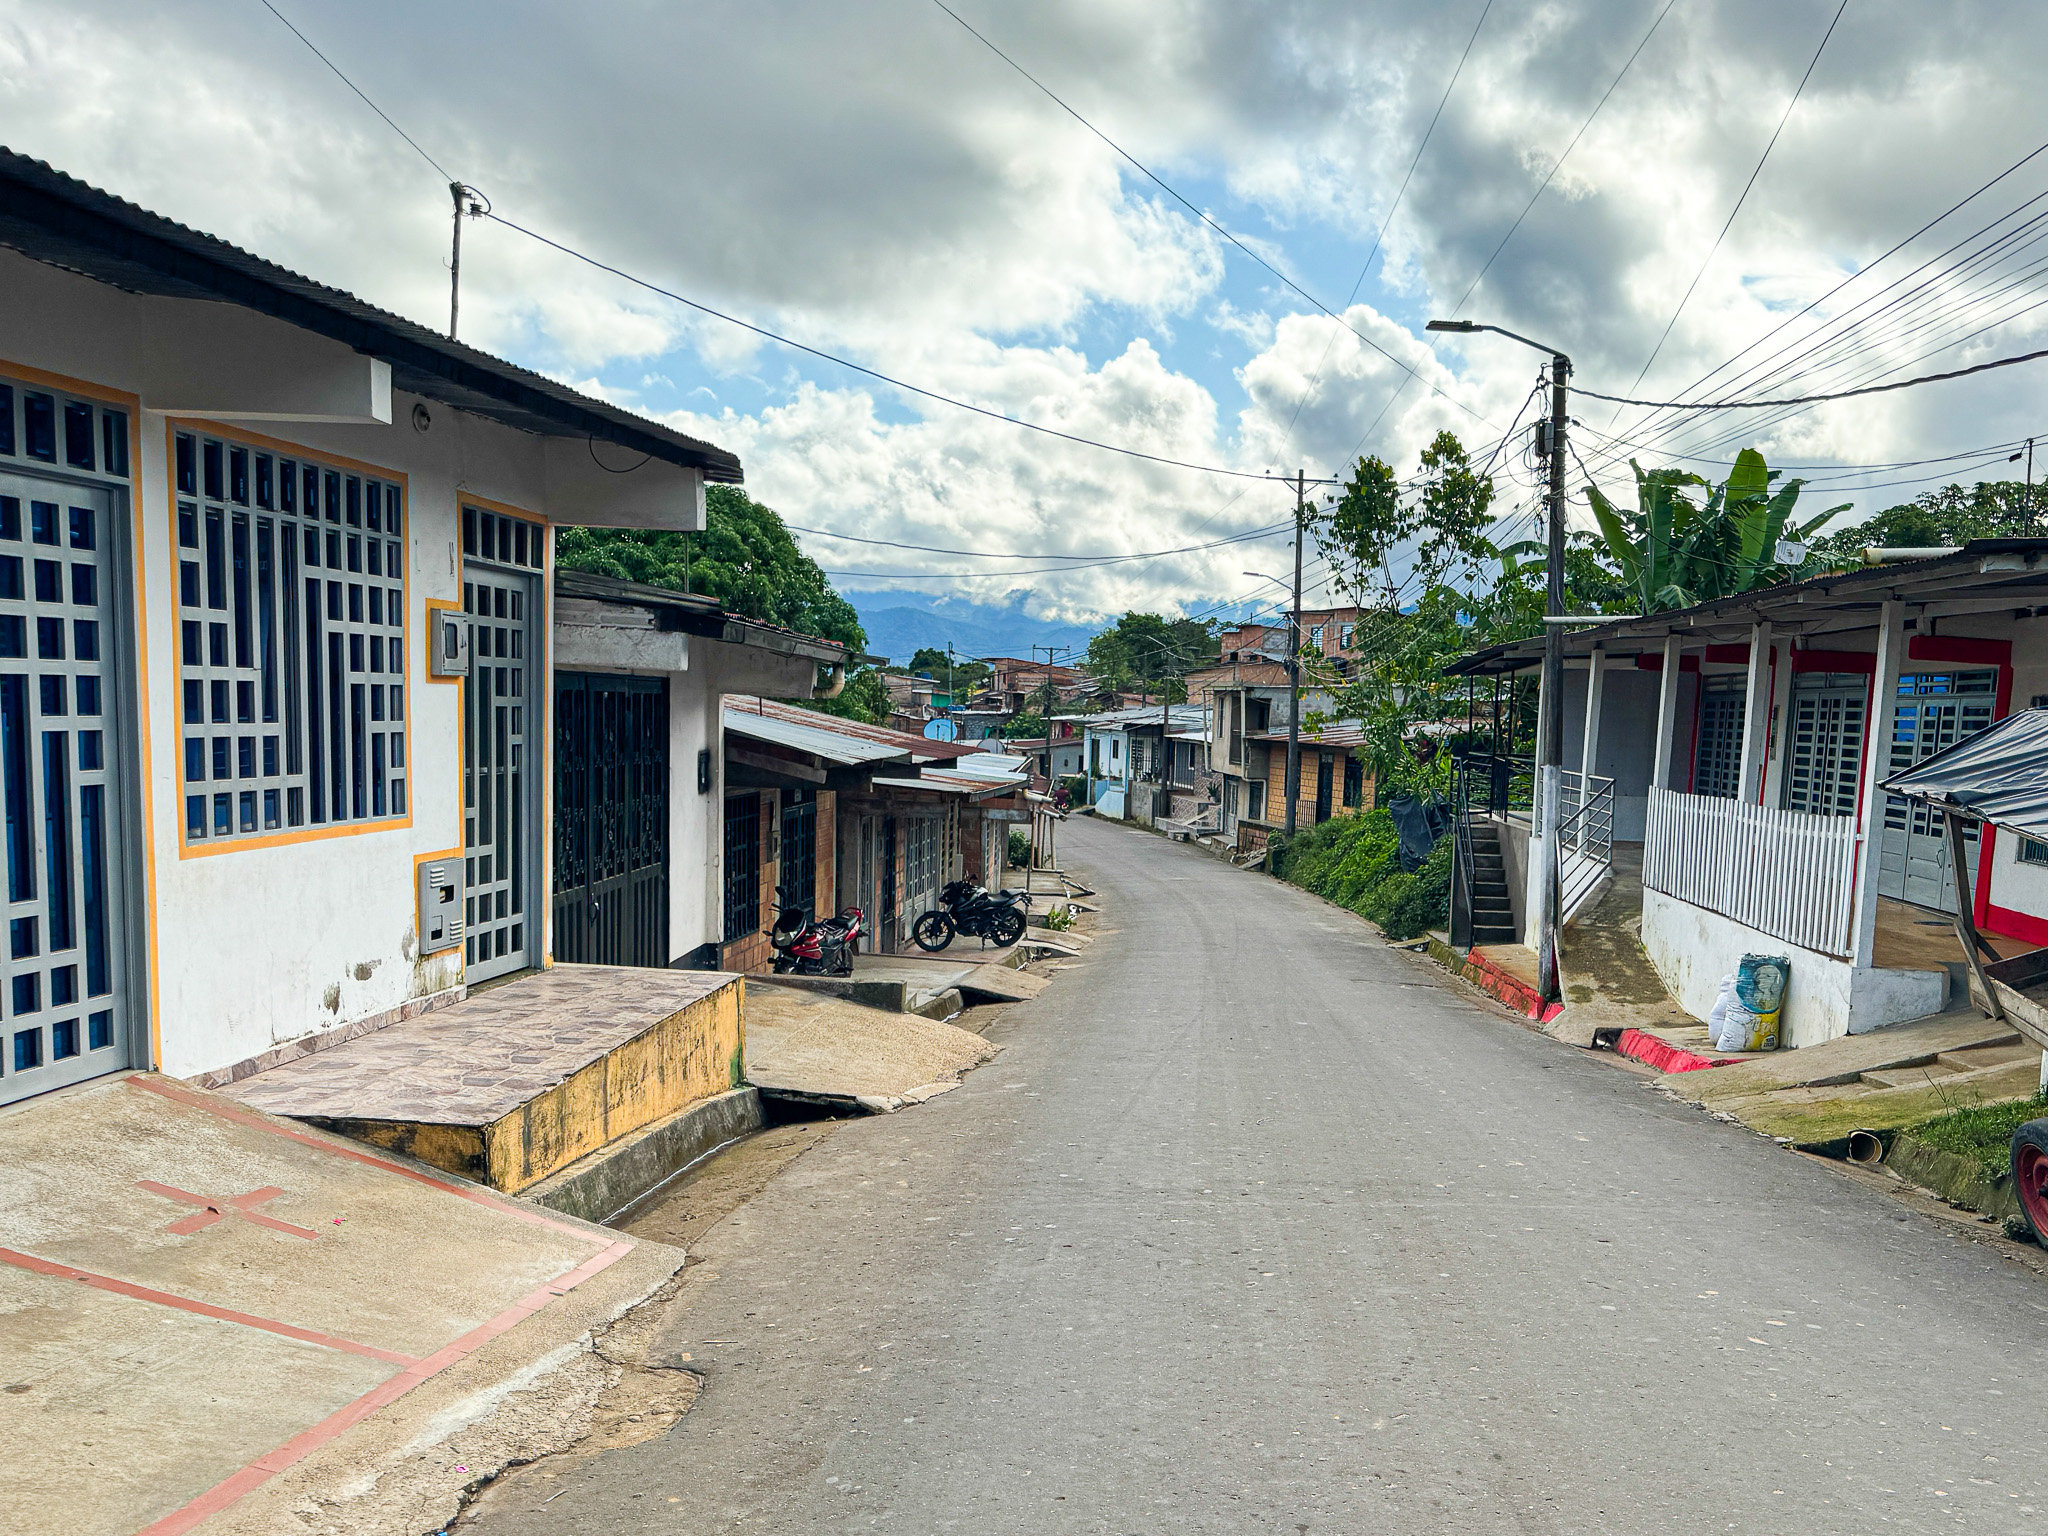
911 879 1029 952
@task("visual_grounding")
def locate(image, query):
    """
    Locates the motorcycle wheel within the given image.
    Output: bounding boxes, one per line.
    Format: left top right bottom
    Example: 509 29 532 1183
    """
991 907 1027 947
771 955 792 974
911 911 955 952
830 946 854 977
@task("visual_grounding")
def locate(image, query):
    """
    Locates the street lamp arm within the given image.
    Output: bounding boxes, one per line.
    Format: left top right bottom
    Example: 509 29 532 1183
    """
1427 318 1568 365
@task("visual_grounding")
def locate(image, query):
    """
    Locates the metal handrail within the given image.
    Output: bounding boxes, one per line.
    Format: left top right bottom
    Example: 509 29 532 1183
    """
1555 770 1615 922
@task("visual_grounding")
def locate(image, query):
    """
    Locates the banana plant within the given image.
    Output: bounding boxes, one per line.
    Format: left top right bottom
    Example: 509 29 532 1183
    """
1584 449 1848 612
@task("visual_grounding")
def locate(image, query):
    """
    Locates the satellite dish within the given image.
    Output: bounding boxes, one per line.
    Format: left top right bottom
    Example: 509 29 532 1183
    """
923 717 958 742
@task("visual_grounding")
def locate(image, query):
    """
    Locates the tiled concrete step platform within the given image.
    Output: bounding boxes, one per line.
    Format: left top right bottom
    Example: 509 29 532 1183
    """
222 965 744 1197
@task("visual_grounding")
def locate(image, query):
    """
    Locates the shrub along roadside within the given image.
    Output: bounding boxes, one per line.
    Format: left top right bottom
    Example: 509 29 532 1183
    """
1270 809 1451 942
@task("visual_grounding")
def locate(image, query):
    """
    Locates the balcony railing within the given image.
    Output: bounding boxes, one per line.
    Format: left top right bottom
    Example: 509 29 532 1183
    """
1644 787 1857 957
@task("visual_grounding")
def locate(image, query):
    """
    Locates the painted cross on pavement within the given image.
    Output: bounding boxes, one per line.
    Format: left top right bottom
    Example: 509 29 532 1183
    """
135 1181 320 1239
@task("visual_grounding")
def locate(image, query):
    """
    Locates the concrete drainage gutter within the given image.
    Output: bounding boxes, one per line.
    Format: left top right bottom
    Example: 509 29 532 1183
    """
523 1086 763 1225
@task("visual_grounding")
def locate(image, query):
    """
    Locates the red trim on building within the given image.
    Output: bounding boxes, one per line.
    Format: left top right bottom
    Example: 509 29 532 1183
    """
1790 648 1876 673
1988 899 2048 947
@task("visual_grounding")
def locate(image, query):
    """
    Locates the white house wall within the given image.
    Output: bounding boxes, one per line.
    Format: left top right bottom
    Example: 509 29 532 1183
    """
1559 666 1660 841
0 248 714 1081
1641 887 1947 1047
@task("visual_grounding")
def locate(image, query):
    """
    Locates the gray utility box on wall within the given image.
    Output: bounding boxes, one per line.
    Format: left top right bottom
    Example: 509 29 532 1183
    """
417 858 464 955
430 608 471 677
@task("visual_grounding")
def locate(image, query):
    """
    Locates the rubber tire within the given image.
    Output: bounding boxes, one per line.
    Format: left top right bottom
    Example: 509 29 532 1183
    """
911 910 955 952
830 946 854 977
2012 1120 2048 1246
991 907 1027 947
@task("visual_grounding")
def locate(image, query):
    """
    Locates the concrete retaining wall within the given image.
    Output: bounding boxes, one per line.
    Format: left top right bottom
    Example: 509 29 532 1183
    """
525 1085 763 1225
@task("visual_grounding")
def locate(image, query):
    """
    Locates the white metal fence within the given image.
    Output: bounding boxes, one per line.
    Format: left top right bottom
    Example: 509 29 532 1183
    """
1643 787 1858 956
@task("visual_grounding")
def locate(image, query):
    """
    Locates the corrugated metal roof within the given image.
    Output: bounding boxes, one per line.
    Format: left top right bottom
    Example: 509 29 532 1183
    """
0 149 742 482
723 705 908 765
726 696 973 761
1250 720 1369 747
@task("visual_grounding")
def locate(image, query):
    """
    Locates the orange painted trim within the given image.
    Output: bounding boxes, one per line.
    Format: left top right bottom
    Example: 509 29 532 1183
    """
164 419 416 858
159 416 414 487
0 359 137 407
421 597 463 682
411 844 464 974
0 358 164 1071
460 489 548 527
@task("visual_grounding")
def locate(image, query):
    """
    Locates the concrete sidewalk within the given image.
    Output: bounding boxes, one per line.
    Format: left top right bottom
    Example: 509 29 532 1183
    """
0 1072 682 1536
1661 1008 2038 1146
741 984 1001 1112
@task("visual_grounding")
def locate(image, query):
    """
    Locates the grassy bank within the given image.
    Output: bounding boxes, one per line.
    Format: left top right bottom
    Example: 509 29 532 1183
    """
1904 1092 2048 1180
1270 809 1451 942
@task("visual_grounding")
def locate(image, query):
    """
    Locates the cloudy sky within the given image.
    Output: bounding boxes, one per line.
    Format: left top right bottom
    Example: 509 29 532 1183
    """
4 0 2045 623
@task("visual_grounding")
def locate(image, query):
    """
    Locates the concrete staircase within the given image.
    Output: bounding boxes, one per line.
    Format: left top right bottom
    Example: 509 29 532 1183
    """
1466 818 1517 944
1859 1035 2034 1092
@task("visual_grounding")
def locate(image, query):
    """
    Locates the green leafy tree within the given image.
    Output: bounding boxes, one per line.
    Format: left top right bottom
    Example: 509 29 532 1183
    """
903 647 991 694
1808 478 2038 563
1317 431 1499 602
556 485 865 648
1002 710 1048 739
805 666 893 725
1084 613 1217 697
555 485 889 722
1584 448 1848 612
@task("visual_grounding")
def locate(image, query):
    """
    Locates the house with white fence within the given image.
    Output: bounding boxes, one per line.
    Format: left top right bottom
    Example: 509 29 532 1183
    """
1445 541 2048 1047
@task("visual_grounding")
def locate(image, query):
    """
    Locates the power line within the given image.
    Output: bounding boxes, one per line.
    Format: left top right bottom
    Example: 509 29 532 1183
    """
1585 136 2048 467
1279 0 1495 446
818 522 1297 579
930 0 1495 431
1576 338 2048 409
257 1 456 184
1350 0 1679 457
1606 0 1850 424
485 212 1326 485
790 517 1292 562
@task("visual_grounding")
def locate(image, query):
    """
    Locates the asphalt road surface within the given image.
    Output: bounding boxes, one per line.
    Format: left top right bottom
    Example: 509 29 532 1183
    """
472 815 2048 1534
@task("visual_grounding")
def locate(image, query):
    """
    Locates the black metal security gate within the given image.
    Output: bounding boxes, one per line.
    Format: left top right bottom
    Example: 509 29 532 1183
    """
553 671 668 967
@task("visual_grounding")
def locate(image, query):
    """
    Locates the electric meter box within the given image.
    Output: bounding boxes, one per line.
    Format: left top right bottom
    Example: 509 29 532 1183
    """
417 859 463 955
429 609 471 677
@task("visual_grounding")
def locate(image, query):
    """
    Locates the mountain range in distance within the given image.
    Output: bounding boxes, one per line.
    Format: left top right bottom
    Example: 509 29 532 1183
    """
845 590 1097 667
843 589 1274 670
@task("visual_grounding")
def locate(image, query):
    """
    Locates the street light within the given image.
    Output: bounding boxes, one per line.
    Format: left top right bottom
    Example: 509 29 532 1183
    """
1427 317 1572 1008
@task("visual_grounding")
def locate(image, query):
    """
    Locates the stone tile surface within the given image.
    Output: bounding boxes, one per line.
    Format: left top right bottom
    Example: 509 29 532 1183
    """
219 966 739 1125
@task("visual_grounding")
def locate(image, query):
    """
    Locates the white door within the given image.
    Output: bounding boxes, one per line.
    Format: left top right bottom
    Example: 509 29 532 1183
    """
0 472 132 1104
1691 677 1745 799
462 506 545 982
1878 670 1997 911
1780 674 1866 818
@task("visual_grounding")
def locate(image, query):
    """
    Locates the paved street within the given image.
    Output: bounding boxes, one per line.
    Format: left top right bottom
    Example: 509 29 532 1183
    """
472 815 2048 1534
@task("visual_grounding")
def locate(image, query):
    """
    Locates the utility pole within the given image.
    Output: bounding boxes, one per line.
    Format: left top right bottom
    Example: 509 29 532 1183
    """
1284 468 1306 836
1535 350 1571 1008
448 183 486 340
1427 319 1571 1006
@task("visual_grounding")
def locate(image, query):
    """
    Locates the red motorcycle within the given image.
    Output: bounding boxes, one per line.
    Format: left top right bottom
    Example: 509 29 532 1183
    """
768 886 864 977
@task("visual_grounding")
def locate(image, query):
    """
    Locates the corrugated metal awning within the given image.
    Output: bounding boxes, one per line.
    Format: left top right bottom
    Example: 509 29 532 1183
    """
1882 707 2048 840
